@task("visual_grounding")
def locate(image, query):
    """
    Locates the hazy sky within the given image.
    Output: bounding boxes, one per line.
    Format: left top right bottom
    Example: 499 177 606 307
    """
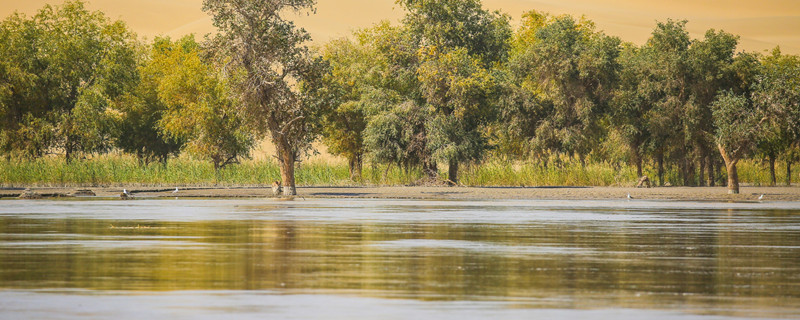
2 0 799 54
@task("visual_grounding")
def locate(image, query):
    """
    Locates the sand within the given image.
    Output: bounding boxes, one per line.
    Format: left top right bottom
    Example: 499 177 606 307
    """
2 185 799 202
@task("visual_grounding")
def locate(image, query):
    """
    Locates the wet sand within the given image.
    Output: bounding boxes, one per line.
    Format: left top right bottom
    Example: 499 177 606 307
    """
2 185 799 202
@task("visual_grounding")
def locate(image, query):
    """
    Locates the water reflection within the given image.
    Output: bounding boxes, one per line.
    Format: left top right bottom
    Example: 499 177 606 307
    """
0 199 799 318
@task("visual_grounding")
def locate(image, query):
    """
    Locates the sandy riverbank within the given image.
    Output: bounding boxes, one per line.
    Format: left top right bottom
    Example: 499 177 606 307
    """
2 185 800 202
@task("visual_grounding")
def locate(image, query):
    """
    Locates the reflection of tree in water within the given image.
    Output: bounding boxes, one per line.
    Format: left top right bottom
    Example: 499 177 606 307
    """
0 211 798 315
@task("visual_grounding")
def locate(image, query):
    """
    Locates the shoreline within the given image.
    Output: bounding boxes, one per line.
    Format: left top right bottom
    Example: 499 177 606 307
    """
2 185 800 202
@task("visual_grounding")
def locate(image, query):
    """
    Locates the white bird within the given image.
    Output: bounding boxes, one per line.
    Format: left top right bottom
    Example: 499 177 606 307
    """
627 193 633 200
123 189 130 196
172 187 179 194
758 194 764 200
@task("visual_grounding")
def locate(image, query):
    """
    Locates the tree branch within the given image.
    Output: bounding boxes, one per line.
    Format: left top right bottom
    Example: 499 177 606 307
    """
279 115 304 137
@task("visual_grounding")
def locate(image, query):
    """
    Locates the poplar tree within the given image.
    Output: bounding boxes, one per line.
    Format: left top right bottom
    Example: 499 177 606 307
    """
203 0 327 194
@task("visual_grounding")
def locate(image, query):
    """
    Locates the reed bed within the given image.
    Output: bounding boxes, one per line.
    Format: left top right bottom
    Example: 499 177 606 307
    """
737 160 795 186
459 160 638 187
0 155 793 187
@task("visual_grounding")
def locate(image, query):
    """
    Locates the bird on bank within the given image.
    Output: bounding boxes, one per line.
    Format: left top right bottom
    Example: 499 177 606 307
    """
758 194 764 200
172 187 179 194
120 188 131 200
627 193 633 200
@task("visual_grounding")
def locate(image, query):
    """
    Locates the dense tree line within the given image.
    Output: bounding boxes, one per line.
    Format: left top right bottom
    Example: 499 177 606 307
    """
1 0 799 194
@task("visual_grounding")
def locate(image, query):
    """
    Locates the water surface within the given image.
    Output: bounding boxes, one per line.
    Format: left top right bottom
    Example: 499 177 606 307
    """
1 198 798 319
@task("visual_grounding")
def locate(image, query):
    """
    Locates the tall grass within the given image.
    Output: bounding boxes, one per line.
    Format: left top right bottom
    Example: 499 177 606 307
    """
0 154 793 187
0 155 279 187
737 160 795 186
459 160 638 187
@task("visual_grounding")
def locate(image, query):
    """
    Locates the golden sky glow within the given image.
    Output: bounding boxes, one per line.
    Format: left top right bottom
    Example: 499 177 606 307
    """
2 0 799 54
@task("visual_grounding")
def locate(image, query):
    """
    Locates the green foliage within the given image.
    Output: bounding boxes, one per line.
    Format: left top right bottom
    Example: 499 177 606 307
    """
152 36 253 170
712 92 761 161
364 101 429 169
113 39 184 165
639 20 692 159
505 12 621 161
754 48 800 140
319 38 371 179
396 0 511 64
0 1 139 160
352 22 435 175
418 48 496 168
203 0 328 193
397 0 512 182
609 43 650 173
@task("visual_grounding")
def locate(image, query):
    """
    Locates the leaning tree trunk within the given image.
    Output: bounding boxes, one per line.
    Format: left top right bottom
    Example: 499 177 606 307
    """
448 159 459 185
718 143 740 194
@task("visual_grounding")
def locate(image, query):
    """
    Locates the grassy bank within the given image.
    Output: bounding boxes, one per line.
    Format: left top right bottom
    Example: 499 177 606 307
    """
0 155 794 188
0 155 422 187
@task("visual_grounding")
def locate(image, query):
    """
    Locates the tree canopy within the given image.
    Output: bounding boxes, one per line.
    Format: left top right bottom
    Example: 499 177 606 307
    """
2 0 800 192
202 0 328 194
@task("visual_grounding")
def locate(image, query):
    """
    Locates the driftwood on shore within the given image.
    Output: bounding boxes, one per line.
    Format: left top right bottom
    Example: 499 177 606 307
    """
636 176 652 188
272 181 282 196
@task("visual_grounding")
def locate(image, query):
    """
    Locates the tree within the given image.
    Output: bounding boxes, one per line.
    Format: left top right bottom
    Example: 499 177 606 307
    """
319 38 371 180
0 12 50 158
755 121 787 185
610 43 652 177
397 0 511 64
686 29 740 186
712 92 762 194
398 0 511 183
418 47 497 183
152 36 253 170
356 22 435 179
507 12 620 165
114 38 184 165
203 0 327 195
0 0 139 160
753 48 800 185
638 20 693 186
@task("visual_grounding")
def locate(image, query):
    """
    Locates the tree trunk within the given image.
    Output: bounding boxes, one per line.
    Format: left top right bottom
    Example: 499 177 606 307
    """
657 153 665 187
787 161 792 186
706 155 715 187
681 156 695 186
718 143 739 194
768 155 776 186
423 158 438 181
348 154 363 181
725 161 739 194
679 157 687 186
65 142 74 163
276 142 296 196
635 153 643 178
698 156 706 187
448 158 459 185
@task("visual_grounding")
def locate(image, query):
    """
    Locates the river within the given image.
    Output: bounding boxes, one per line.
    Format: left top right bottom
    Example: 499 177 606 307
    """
0 198 798 319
